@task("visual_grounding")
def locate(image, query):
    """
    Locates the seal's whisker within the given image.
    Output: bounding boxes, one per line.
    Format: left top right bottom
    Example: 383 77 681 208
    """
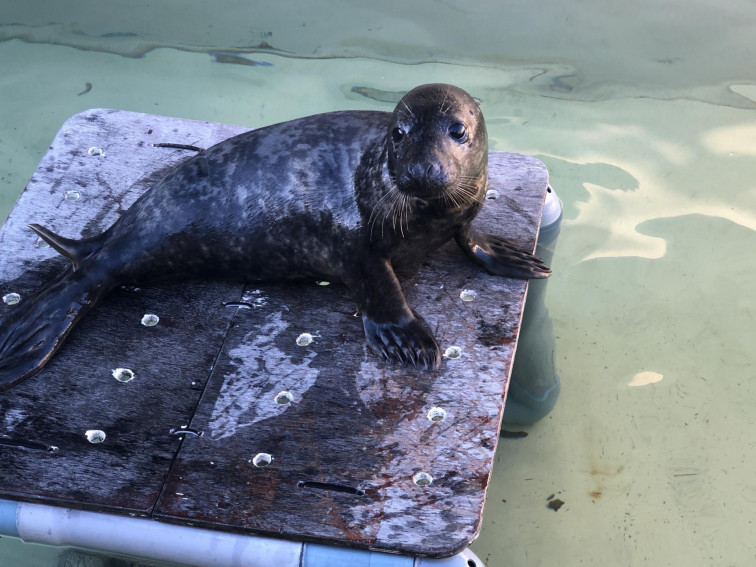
455 188 478 201
451 192 462 208
368 186 401 240
439 89 450 115
454 183 478 199
455 186 469 206
454 183 478 195
384 187 405 236
440 191 454 208
443 181 484 208
401 100 415 117
390 194 399 233
464 184 488 204
382 191 401 238
455 183 481 197
367 193 387 237
401 192 412 237
399 193 410 238
445 187 465 209
392 193 402 236
396 194 406 238
381 189 411 238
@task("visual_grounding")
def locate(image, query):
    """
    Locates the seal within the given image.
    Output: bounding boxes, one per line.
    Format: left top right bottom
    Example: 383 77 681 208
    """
0 83 549 390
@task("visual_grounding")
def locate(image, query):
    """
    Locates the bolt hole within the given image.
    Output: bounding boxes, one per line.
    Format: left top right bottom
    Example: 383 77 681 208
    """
112 368 135 383
64 190 81 201
252 453 272 467
141 313 159 326
427 407 447 422
468 561 478 567
87 146 105 157
274 391 293 405
296 333 313 346
459 289 477 302
85 430 106 444
485 189 499 200
444 346 462 359
169 427 203 438
2 293 21 306
224 301 254 309
413 472 433 486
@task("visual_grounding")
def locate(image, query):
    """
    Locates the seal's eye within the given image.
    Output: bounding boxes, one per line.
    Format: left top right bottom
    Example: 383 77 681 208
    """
449 122 467 142
392 127 405 143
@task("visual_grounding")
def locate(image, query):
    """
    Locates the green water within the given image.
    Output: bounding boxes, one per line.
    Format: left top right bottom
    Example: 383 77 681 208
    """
1 2 755 566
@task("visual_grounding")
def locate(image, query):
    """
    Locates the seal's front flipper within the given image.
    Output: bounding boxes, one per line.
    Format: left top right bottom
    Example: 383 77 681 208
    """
0 268 110 390
345 260 441 370
455 226 551 279
363 316 441 370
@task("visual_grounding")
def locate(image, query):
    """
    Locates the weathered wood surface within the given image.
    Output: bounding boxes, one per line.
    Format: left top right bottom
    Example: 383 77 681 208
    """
0 111 249 513
0 109 548 557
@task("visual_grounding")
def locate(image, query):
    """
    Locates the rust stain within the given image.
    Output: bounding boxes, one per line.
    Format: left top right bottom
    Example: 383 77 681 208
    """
590 464 624 477
588 464 622 501
476 319 516 346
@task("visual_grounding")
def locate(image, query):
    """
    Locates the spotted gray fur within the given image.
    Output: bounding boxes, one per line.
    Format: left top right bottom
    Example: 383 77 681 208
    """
0 83 550 390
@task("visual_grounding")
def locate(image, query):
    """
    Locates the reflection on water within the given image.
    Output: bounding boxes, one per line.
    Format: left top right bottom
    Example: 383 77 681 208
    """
1 1 755 565
2 1 755 109
628 371 663 387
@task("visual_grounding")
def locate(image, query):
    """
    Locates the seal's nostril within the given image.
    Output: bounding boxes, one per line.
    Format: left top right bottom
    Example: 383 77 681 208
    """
409 162 442 183
426 162 448 185
409 161 427 181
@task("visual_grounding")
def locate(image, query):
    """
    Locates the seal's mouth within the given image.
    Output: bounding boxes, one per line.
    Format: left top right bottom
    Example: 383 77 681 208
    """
390 157 484 207
395 176 483 209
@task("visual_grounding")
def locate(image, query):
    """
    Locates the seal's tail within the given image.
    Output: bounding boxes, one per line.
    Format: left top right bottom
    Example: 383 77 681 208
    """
0 226 111 390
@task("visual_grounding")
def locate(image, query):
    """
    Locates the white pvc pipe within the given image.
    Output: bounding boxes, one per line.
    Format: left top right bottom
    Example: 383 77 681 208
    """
2 499 484 567
15 502 301 567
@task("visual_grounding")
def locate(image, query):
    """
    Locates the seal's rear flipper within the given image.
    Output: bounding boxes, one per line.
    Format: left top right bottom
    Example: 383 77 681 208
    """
0 268 110 390
455 226 551 280
28 224 105 271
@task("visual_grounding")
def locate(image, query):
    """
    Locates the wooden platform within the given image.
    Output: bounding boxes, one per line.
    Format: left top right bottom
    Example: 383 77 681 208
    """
0 109 548 558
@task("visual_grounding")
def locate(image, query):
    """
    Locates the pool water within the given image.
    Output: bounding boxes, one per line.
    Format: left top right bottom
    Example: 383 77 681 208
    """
1 3 755 566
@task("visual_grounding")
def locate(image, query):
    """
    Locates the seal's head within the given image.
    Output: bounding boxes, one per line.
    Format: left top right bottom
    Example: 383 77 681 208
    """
387 84 488 206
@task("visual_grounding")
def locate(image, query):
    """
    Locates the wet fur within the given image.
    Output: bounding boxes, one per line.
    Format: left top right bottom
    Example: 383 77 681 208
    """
0 84 549 390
